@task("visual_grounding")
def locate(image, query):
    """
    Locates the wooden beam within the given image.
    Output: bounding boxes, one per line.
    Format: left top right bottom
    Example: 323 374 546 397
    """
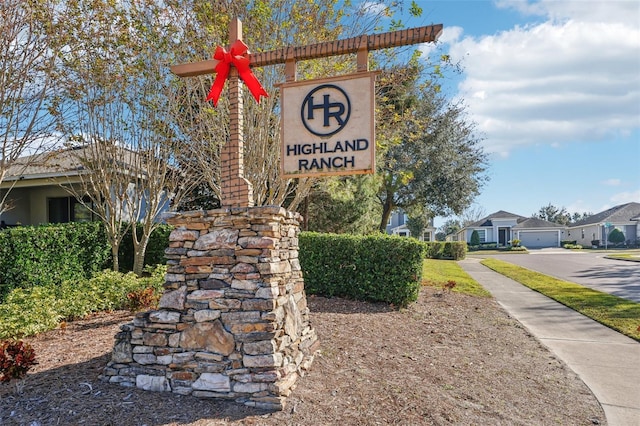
171 24 443 77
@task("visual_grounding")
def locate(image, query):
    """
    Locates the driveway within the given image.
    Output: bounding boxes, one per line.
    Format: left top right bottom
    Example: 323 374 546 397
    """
474 250 640 303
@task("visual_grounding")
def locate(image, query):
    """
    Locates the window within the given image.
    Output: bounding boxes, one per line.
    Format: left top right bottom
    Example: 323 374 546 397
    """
581 229 585 239
422 231 431 241
477 229 486 243
48 197 94 223
398 231 408 237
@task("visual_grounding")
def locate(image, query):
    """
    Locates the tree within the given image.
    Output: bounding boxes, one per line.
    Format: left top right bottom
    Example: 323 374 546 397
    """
438 218 462 239
405 213 431 240
459 204 487 226
0 0 59 215
533 203 571 225
533 204 593 225
376 66 488 232
304 175 380 234
53 0 201 274
570 211 592 223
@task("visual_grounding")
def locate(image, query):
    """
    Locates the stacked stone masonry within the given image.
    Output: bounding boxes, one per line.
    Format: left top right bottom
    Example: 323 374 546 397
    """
101 206 319 410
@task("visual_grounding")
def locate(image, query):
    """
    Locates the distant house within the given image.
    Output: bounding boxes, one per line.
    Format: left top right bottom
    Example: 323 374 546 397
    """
386 210 436 241
456 210 566 248
565 202 640 247
0 145 160 226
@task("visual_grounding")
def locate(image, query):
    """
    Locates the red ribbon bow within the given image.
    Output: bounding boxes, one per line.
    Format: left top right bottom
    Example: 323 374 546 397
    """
206 39 269 107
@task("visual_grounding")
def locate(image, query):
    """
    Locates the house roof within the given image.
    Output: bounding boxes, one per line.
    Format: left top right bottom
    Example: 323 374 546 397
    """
467 210 527 227
570 202 640 226
4 146 87 181
4 144 142 182
513 217 565 229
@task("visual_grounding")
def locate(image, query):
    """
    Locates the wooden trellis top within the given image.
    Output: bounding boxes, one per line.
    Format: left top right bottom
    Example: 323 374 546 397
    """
171 24 443 78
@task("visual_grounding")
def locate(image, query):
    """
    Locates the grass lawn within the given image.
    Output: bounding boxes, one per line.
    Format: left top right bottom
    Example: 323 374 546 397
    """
481 258 640 342
604 251 640 262
422 259 491 298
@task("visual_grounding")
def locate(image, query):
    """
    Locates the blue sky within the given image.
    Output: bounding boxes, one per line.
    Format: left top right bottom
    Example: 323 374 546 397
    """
389 0 640 226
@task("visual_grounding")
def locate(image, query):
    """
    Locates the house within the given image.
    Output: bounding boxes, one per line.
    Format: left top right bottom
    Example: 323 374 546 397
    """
456 210 566 248
0 144 158 226
565 202 640 247
386 210 436 241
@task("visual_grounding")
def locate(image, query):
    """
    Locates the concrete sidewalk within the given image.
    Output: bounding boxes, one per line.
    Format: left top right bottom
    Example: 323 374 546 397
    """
459 258 640 426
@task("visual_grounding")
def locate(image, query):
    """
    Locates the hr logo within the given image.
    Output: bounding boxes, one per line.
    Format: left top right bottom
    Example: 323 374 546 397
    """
300 84 351 137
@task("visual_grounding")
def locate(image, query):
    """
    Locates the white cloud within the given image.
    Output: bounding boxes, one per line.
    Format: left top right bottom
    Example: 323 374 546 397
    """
497 0 640 26
565 200 595 215
601 178 622 186
444 1 640 155
610 189 640 204
419 26 463 57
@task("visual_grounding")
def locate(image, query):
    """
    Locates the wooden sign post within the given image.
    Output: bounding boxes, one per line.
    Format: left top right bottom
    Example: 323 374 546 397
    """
171 19 442 207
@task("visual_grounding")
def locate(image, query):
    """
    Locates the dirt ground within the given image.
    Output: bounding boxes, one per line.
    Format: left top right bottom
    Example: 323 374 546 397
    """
1 286 605 425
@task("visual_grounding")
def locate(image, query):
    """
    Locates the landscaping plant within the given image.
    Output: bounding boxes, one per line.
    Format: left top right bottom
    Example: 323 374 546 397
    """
0 339 36 382
0 265 166 340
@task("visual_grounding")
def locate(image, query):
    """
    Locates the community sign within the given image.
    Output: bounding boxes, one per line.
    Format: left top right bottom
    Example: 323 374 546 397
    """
280 72 376 178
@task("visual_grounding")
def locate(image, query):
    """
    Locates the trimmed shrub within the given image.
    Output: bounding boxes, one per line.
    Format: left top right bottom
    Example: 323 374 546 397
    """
0 223 110 301
424 242 444 259
502 245 528 252
480 242 498 250
423 242 466 260
608 228 625 245
470 230 480 246
299 232 425 307
442 242 467 260
563 243 582 249
468 242 498 251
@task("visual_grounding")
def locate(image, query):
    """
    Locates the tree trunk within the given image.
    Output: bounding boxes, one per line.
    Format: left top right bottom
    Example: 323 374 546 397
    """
132 232 151 277
111 243 120 272
379 196 394 233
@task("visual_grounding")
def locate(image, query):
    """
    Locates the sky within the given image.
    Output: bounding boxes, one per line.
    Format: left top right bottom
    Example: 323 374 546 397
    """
394 0 640 226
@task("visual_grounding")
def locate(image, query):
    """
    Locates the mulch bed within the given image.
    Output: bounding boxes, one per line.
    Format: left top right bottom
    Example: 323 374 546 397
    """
1 286 605 425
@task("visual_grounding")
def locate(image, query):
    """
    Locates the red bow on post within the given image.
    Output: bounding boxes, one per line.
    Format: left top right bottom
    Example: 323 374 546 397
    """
206 39 269 107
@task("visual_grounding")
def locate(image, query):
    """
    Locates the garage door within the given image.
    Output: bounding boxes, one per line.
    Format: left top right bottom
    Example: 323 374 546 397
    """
519 231 558 248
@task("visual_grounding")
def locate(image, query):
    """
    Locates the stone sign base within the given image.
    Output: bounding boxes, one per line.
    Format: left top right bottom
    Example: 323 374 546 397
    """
101 206 318 410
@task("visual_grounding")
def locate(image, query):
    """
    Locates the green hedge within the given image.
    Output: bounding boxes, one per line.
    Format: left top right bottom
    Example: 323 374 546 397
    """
0 222 173 302
299 232 425 307
0 222 110 301
423 241 467 260
468 242 498 251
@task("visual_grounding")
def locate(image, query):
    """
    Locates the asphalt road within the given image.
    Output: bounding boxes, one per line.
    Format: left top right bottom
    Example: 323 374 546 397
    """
479 249 640 303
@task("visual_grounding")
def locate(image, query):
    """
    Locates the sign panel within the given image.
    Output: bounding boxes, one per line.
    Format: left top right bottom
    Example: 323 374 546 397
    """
280 73 376 178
